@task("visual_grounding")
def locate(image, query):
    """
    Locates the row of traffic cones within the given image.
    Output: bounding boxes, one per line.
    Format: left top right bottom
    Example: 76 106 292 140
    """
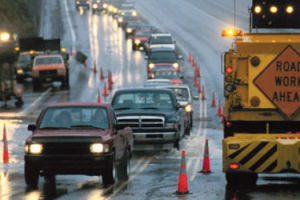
176 139 211 195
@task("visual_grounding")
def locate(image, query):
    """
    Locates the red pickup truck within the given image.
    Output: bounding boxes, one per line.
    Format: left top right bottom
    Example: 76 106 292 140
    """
24 103 133 188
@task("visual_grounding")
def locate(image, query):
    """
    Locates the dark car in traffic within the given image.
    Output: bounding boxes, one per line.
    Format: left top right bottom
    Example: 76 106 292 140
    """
111 88 186 151
24 103 133 188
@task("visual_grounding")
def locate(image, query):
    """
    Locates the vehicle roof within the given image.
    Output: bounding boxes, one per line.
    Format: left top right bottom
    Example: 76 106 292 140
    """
145 78 171 83
46 102 110 108
114 87 173 93
34 54 63 58
151 33 172 37
150 47 176 52
159 84 191 89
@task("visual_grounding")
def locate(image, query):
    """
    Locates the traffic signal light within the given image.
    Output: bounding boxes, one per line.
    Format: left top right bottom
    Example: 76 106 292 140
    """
252 0 300 28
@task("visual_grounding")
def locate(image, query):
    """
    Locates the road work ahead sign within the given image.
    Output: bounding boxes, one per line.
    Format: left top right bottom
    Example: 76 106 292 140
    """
254 46 300 118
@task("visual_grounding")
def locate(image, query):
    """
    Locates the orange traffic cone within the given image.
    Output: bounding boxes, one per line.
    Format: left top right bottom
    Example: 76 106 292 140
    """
198 84 201 94
201 86 206 100
211 92 216 107
221 114 225 123
3 124 9 164
108 80 112 90
103 82 108 97
108 70 113 84
100 67 104 80
194 77 199 87
93 63 97 73
192 57 195 67
188 51 192 62
218 99 223 116
97 89 101 103
70 47 73 57
201 139 211 173
176 150 189 195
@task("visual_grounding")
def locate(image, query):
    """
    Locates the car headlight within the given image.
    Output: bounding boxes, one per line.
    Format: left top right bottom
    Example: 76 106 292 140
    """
173 62 179 70
148 63 155 70
165 123 178 129
126 28 132 33
76 1 80 4
132 11 137 16
103 3 107 8
185 104 192 113
135 39 141 44
0 32 10 42
93 4 98 8
90 143 109 153
17 69 24 74
108 5 113 12
29 144 43 154
113 8 118 13
118 17 123 22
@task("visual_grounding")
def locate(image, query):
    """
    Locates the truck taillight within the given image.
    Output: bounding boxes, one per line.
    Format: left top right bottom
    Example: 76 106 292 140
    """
229 163 240 169
225 67 233 74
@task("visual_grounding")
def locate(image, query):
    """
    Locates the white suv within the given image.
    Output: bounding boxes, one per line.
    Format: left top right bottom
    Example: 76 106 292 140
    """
146 33 176 54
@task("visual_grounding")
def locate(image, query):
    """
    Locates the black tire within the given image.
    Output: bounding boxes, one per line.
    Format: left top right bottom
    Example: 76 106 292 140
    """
184 126 191 136
15 99 24 107
25 162 39 189
32 79 40 91
174 139 180 150
44 173 56 184
226 172 257 188
102 159 114 187
116 148 130 181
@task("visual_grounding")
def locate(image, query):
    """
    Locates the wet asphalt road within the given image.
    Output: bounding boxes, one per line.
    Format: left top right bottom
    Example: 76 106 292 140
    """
1 0 300 199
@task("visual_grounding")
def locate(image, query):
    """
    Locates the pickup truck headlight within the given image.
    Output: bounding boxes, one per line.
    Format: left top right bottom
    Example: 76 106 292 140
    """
103 3 107 8
126 28 132 33
0 32 10 42
134 39 141 45
132 11 137 16
29 144 43 154
148 63 155 70
173 62 179 70
165 123 178 129
185 104 192 113
118 17 123 23
93 4 98 8
90 143 109 153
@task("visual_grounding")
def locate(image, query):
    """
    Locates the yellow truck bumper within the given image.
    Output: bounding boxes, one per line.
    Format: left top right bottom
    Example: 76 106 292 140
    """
223 134 300 173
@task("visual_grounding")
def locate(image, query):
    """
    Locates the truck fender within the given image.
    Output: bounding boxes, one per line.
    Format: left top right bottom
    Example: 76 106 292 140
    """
114 127 133 162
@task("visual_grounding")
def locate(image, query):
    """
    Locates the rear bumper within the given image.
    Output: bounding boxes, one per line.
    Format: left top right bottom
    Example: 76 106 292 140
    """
25 153 113 175
223 134 300 174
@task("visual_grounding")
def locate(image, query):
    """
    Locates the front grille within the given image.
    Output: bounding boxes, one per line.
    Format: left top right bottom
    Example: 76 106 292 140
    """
43 143 90 155
39 70 57 75
117 115 165 130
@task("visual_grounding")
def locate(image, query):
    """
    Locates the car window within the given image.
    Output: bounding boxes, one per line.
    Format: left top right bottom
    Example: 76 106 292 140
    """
39 107 109 129
150 36 173 44
149 51 177 60
112 91 174 109
171 88 190 101
34 56 63 65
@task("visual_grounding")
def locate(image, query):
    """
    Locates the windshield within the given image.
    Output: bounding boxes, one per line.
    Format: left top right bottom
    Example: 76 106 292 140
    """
150 36 173 44
39 107 109 129
18 54 31 63
170 88 189 101
154 71 179 79
149 51 177 61
34 56 63 65
112 91 174 109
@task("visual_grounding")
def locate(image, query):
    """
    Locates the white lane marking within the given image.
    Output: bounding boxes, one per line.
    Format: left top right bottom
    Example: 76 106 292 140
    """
190 98 207 181
107 157 153 199
63 0 76 50
20 87 52 116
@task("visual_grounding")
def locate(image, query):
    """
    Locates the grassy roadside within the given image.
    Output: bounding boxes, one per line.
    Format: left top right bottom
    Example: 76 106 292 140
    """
0 0 42 37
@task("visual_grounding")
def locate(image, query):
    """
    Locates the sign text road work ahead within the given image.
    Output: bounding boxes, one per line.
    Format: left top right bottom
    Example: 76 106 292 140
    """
254 45 300 118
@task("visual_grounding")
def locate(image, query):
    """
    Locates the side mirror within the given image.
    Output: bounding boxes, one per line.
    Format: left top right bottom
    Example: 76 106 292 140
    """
193 96 199 100
177 55 183 60
28 124 36 131
144 56 148 60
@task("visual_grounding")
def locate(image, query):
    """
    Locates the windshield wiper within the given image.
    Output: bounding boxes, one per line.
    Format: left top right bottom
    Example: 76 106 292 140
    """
71 125 105 130
114 107 132 110
139 107 160 109
39 127 70 129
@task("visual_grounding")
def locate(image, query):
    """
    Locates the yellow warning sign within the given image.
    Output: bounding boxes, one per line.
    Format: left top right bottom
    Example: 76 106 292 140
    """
254 45 300 118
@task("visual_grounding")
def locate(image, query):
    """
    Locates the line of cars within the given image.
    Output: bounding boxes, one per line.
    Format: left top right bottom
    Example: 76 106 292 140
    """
23 0 198 188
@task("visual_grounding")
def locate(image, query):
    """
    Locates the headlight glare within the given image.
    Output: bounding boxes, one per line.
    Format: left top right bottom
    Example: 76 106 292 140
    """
90 143 110 153
0 32 10 41
30 144 43 154
173 62 179 69
185 104 192 113
17 69 24 74
148 63 155 70
135 39 141 44
126 28 132 33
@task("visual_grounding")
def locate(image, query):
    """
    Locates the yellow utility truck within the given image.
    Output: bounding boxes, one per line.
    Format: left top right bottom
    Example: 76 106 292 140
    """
222 0 300 186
